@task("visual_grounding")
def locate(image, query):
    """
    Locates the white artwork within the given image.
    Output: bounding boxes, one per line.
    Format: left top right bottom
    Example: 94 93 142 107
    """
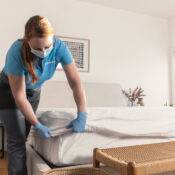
56 35 90 72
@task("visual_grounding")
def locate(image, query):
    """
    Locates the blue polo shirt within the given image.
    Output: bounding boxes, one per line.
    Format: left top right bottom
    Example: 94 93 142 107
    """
2 36 74 89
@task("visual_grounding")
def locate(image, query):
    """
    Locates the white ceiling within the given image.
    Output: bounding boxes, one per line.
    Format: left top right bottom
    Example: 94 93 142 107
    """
79 0 175 19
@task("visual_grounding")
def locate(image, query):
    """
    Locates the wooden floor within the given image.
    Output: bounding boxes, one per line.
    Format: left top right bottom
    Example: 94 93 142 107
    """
0 152 8 175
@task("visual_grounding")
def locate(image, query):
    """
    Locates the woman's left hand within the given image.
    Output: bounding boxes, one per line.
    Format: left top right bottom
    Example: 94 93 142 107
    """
66 112 87 132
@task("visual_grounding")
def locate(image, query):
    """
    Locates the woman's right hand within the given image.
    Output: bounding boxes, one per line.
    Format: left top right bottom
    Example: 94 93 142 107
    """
33 122 52 139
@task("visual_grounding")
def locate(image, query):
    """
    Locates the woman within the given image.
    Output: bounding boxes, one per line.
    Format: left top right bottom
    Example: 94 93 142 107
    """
0 15 87 175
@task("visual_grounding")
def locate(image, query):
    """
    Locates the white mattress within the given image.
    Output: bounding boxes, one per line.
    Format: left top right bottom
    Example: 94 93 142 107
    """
27 106 175 166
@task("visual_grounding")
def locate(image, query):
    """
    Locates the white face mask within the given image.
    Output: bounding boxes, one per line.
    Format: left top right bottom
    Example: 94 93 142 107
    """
29 43 53 58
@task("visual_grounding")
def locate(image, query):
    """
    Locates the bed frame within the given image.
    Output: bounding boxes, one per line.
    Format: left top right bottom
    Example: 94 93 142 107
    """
26 81 175 175
26 80 125 175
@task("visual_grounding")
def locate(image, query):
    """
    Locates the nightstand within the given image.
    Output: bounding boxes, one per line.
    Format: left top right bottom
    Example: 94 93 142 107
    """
0 121 4 159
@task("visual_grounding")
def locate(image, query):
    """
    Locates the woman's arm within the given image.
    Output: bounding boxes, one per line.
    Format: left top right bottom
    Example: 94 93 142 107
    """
62 61 87 112
7 72 39 125
63 61 88 132
8 72 51 139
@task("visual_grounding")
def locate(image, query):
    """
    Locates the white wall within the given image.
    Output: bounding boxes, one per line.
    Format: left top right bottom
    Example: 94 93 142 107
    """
168 18 175 105
0 0 170 150
0 0 170 106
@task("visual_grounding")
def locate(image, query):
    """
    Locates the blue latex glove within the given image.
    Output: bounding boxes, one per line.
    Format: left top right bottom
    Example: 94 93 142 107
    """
33 121 52 139
66 112 87 132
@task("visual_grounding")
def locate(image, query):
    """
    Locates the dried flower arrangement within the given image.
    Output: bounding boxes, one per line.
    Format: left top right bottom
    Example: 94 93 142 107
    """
122 86 146 106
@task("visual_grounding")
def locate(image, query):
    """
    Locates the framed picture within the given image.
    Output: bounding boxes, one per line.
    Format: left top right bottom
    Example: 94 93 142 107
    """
56 35 90 72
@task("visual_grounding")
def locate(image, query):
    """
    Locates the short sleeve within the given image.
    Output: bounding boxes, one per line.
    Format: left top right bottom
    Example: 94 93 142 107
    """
60 42 74 66
6 41 25 76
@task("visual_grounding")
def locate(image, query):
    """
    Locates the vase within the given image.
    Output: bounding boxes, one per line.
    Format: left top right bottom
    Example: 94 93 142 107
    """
128 101 134 106
137 98 144 106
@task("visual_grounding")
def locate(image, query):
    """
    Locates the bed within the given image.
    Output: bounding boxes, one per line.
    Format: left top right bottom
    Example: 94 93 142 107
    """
26 81 175 175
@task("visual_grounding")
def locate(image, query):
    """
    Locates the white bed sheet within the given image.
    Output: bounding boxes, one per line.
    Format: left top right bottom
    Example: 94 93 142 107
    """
28 106 175 166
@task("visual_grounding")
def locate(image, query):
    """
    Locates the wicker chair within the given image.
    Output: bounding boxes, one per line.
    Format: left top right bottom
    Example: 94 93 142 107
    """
43 167 111 175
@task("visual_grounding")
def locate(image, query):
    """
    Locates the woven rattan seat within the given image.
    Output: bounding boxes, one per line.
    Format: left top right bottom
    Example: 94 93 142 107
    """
93 141 175 175
43 167 111 175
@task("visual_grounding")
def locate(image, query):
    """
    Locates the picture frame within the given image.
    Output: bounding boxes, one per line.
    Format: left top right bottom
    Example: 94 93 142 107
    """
55 35 90 72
